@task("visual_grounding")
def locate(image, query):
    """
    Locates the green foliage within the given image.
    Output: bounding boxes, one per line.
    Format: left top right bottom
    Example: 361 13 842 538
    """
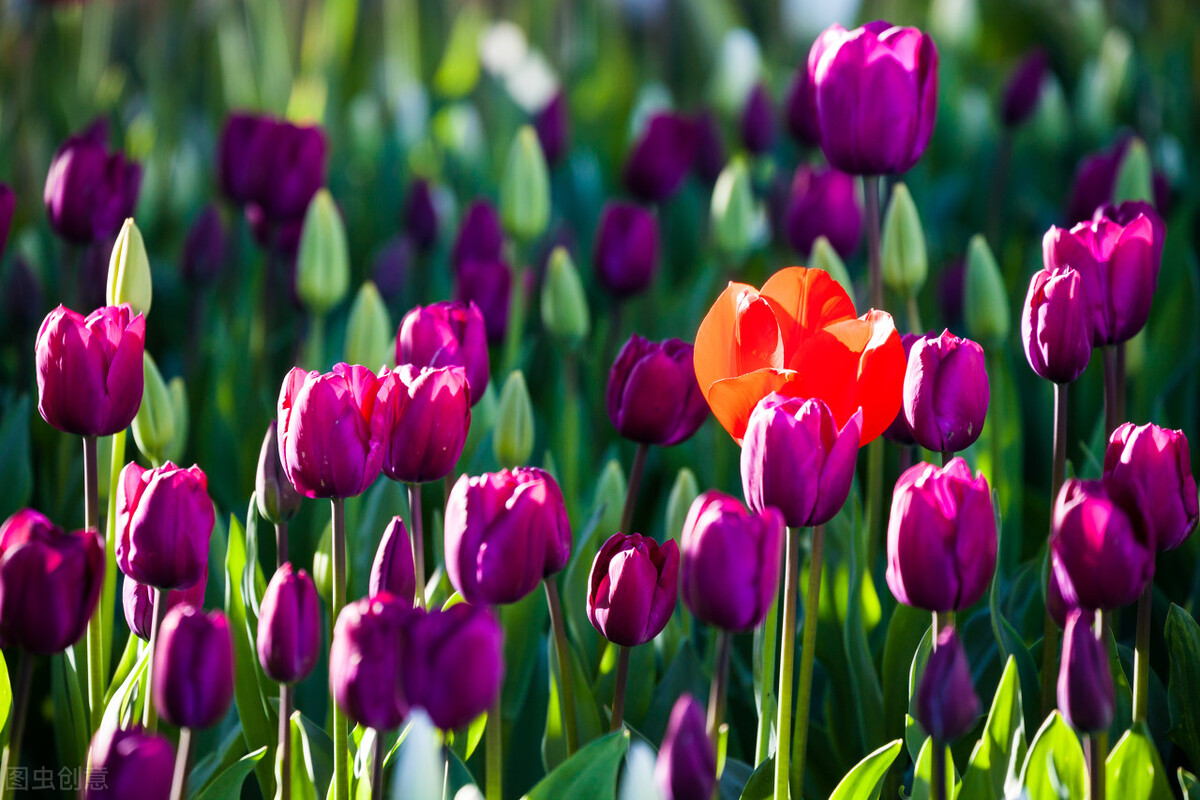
523 730 629 800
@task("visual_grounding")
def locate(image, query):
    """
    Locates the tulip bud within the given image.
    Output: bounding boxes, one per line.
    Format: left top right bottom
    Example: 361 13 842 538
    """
1021 267 1092 384
880 183 927 298
886 458 997 612
0 183 13 259
402 604 504 731
162 377 189 465
741 394 862 528
692 111 727 184
783 64 819 147
371 236 414 304
106 218 153 316
655 695 716 800
1103 422 1198 551
963 234 1010 345
500 126 551 242
710 157 761 260
534 91 570 166
587 532 679 647
44 121 142 244
607 336 709 447
344 281 393 370
1057 609 1114 734
902 330 990 453
809 236 855 300
784 166 863 260
181 205 226 288
153 604 235 729
3 257 44 337
123 567 206 641
624 113 698 203
131 352 175 466
915 628 980 743
452 200 505 269
403 178 440 251
882 333 924 446
493 371 534 468
256 421 302 525
593 202 659 299
665 468 699 545
455 258 513 344
1001 51 1048 129
218 113 279 207
257 563 322 684
82 722 175 800
541 247 590 343
330 594 409 730
116 462 215 590
369 517 417 604
739 83 776 155
377 365 471 483
1046 566 1074 630
1113 137 1153 206
296 189 350 315
312 523 334 602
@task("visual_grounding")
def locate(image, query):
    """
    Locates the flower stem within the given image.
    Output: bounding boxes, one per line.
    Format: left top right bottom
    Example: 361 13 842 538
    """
331 497 349 800
544 579 578 755
864 175 884 311
168 727 193 800
102 430 127 679
1084 733 1105 800
940 450 953 467
0 651 33 800
620 443 649 535
1132 585 1152 724
83 435 105 733
275 520 288 568
370 728 384 800
931 740 947 800
611 646 630 731
1102 347 1118 438
775 527 800 799
144 587 163 732
486 696 503 800
1042 382 1069 717
906 293 923 334
754 590 779 764
865 438 884 562
706 630 732 766
788 525 823 799
1115 341 1126 424
278 683 292 800
408 484 426 609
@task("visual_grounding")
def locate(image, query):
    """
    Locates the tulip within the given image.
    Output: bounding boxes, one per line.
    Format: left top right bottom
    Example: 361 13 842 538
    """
741 394 862 529
1104 422 1198 551
0 509 104 654
0 183 13 258
261 121 328 222
655 695 716 800
1046 566 1073 630
116 462 215 590
783 165 863 258
1051 477 1154 610
35 304 146 437
257 563 322 684
740 83 776 155
886 458 997 612
123 567 206 640
880 183 927 298
376 365 471 483
593 202 659 299
1021 267 1092 384
492 370 534 469
915 628 980 743
451 200 505 269
902 330 990 454
586 533 679 647
256 421 302 526
131 352 175 466
82 722 175 800
1066 137 1171 225
330 594 409 730
397 301 491 403
3 258 43 337
710 158 760 260
153 605 235 730
106 218 152 316
444 468 572 605
694 266 905 444
276 363 386 499
403 178 439 251
371 236 415 304
369 517 417 603
607 335 709 447
455 258 512 344
296 189 350 316
882 332 924 445
680 491 785 631
1002 50 1048 128
1043 201 1164 347
218 113 280 207
534 91 570 166
499 126 551 242
1057 609 1114 734
181 205 227 288
44 120 142 243
692 111 727 184
541 246 590 343
402 603 504 731
624 112 698 202
808 21 939 175
783 65 819 147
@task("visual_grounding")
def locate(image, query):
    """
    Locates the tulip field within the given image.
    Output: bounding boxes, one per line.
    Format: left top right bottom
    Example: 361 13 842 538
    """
4 0 1200 799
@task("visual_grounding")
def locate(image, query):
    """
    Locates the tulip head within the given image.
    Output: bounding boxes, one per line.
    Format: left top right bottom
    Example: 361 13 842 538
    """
1103 422 1198 551
369 517 417 604
455 258 512 344
256 421 302 525
1057 609 1115 734
534 91 570 166
593 202 659 299
403 178 440 251
493 370 535 468
0 183 13 259
654 694 716 800
44 121 142 244
377 365 471 484
153 604 235 729
1021 267 1092 384
902 330 990 453
181 205 227 288
624 113 698 202
586 532 679 647
915 628 980 743
106 218 153 316
882 332 924 445
257 563 322 684
739 83 776 155
122 566 206 641
116 462 214 591
607 335 709 447
397 300 490 404
783 165 863 259
330 593 410 731
784 64 819 147
452 200 505 269
1002 50 1048 128
296 189 350 316
82 722 175 800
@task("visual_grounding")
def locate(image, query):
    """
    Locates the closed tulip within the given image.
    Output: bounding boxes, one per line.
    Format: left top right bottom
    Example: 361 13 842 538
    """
377 365 471 483
783 65 819 147
1104 422 1198 551
330 593 409 730
655 695 716 800
181 205 227 288
257 563 322 684
624 113 698 203
115 462 215 590
255 421 302 526
593 202 659 298
1001 50 1048 129
915 628 980 743
882 332 924 445
82 722 174 800
740 84 776 155
44 120 142 244
0 509 103 654
587 533 679 647
402 603 504 731
153 605 235 729
276 363 386 499
1066 138 1171 225
35 304 145 438
444 468 572 605
680 491 784 631
902 330 990 453
1057 609 1114 734
534 91 570 166
607 335 709 446
455 258 512 344
693 111 727 184
123 566 206 640
783 165 863 258
0 183 13 258
397 301 491 404
1021 267 1092 384
369 517 417 603
218 113 281 207
371 236 414 304
261 121 328 222
403 178 440 251
1051 477 1154 610
886 458 997 612
452 200 505 269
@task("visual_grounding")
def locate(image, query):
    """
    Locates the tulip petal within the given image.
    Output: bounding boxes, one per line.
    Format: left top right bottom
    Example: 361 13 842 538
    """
693 281 761 404
706 369 797 443
758 266 857 361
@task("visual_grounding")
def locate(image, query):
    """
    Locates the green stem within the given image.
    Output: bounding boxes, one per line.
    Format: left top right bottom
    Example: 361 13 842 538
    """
775 526 803 800
754 591 779 764
1102 347 1118 438
1042 382 1068 717
1132 585 1151 724
278 683 292 800
864 175 884 311
486 696 503 800
0 651 33 800
865 438 884 566
1084 734 1104 800
331 498 349 800
168 727 193 800
940 450 953 467
408 483 426 609
789 526 823 799
932 740 947 800
611 646 630 731
906 293 923 334
706 630 732 763
144 587 163 732
545 579 578 755
370 728 384 800
102 430 127 683
275 520 288 568
83 435 104 732
620 443 649 535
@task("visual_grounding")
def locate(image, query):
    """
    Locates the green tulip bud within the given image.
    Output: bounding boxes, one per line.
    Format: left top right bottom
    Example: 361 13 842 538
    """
880 183 927 298
312 522 333 602
131 352 174 466
809 236 855 301
711 157 761 260
107 218 152 316
593 459 627 540
964 234 1010 345
500 126 550 242
540 247 590 344
1114 137 1154 206
344 281 393 369
162 377 189 465
297 189 350 316
493 370 534 468
665 467 699 545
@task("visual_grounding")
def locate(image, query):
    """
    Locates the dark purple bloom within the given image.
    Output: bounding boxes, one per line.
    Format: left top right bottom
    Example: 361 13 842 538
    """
3 258 44 336
372 236 415 304
116 462 215 591
784 64 820 147
1104 422 1198 551
593 202 659 298
153 604 235 730
783 164 863 257
534 91 570 166
1021 267 1092 384
452 200 505 269
262 122 328 221
1066 137 1173 225
915 628 980 743
219 113 281 206
1002 50 1049 128
376 365 471 484
624 113 698 202
404 178 440 252
587 533 679 647
739 83 776 155
0 183 14 257
882 332 924 445
82 722 174 800
607 335 709 446
123 567 206 640
257 563 322 684
655 695 716 800
455 259 512 344
692 111 727 184
181 205 227 287
902 330 990 453
402 603 504 731
44 120 142 244
330 593 409 730
369 517 417 604
256 420 302 526
1057 609 1114 734
397 301 490 404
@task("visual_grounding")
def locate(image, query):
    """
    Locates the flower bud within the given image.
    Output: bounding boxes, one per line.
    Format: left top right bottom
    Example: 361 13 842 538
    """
397 301 490 404
964 234 1010 345
82 722 174 800
331 594 409 730
1103 422 1198 551
153 604 235 730
886 458 997 612
541 246 590 343
1021 266 1092 384
403 178 440 251
369 517 417 604
3 257 44 337
1113 137 1154 206
783 64 819 147
122 566 206 640
402 603 504 731
44 120 142 244
739 83 776 155
1057 609 1114 734
809 237 855 299
902 330 990 453
344 281 393 370
106 218 153 316
296 189 350 315
219 113 279 207
664 467 699 544
371 236 414 304
312 524 333 602
882 332 924 445
607 335 709 447
1001 50 1048 128
452 200 505 269
692 111 727 184
710 157 762 259
256 421 302 525
159 384 187 463
500 126 551 242
784 165 863 259
915 627 980 743
741 394 862 528
257 563 322 684
116 462 215 590
624 113 698 202
0 183 14 258
493 371 534 468
455 258 512 344
593 202 659 299
131 352 175 466
261 121 328 223
534 91 570 167
377 365 471 483
587 533 679 647
880 183 927 297
655 695 716 800
181 205 227 288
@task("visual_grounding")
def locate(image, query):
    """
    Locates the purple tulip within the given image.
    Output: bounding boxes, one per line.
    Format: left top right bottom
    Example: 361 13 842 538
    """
245 202 305 255
1021 266 1092 384
902 330 990 453
444 468 572 605
219 113 281 206
741 393 862 528
115 462 215 591
455 258 512 344
692 111 727 184
403 178 440 251
1066 137 1172 225
3 258 44 337
1043 201 1164 347
402 603 504 730
939 258 966 330
262 121 328 222
257 563 322 684
624 113 698 203
1002 50 1049 128
82 722 174 800
1057 609 1114 734
256 421 303 526
452 200 505 269
1046 566 1073 630
44 120 142 244
784 64 820 147
377 365 471 483
883 332 924 446
809 21 938 175
607 335 709 446
0 183 13 258
277 363 386 499
534 91 570 166
740 83 776 155
587 533 679 647
655 695 716 800
35 304 145 437
123 566 207 640
1051 477 1154 610
369 517 417 604
915 628 980 743
0 509 103 654
330 593 409 730
397 301 490 403
680 491 785 632
886 458 997 612
783 164 863 258
181 205 227 288
372 236 415 304
1104 422 1198 551
593 202 660 298
153 604 235 730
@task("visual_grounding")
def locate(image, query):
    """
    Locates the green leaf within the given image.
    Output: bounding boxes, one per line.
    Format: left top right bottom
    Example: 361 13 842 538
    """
828 739 903 800
1179 768 1200 799
0 649 10 745
290 711 334 799
1166 604 1200 769
1106 724 1174 800
542 637 604 771
960 656 1027 800
739 756 773 800
52 650 89 770
1019 711 1086 800
882 603 931 758
841 494 885 750
911 737 958 800
501 583 549 716
188 725 247 799
523 729 630 800
564 499 612 675
0 394 32 521
191 745 269 800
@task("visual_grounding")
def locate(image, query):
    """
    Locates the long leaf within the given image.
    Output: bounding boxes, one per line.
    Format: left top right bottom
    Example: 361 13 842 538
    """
523 729 630 800
960 656 1026 800
828 739 903 800
191 745 269 800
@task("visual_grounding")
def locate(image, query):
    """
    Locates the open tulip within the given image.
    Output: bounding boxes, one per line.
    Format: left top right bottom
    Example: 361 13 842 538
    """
402 603 504 731
694 266 904 444
915 627 980 743
902 330 990 454
116 462 215 590
593 202 659 298
44 120 142 244
397 300 490 404
587 533 679 647
153 605 234 730
1103 422 1197 551
624 113 698 202
655 695 716 800
607 335 709 446
1021 266 1092 384
257 563 322 684
1057 609 1114 734
330 593 409 731
83 722 175 800
783 165 863 258
123 566 206 640
369 517 417 604
376 364 471 484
